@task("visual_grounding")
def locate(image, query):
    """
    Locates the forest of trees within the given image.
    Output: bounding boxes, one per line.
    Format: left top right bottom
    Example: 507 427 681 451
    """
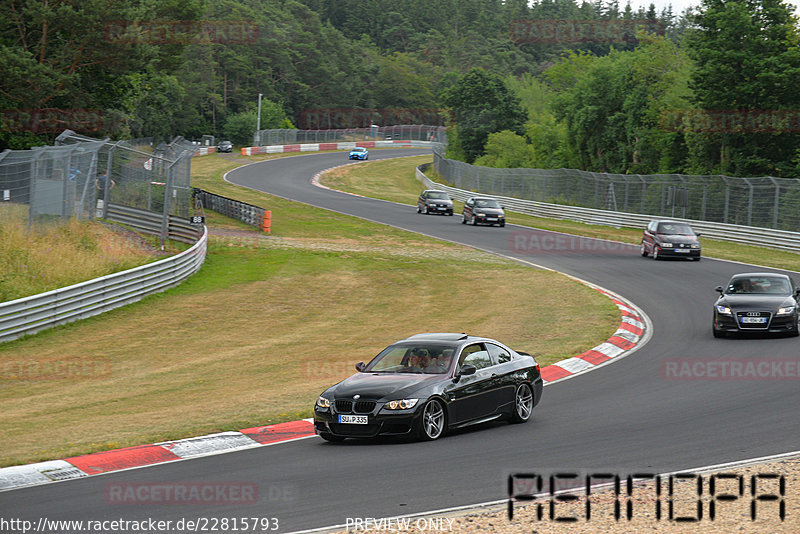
2 0 799 178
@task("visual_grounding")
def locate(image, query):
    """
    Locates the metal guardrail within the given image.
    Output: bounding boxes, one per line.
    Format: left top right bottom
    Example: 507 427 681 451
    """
0 208 207 344
417 164 800 253
106 203 201 244
192 189 266 230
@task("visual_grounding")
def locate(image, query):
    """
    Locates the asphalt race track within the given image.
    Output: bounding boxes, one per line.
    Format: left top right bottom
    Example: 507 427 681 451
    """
2 149 799 532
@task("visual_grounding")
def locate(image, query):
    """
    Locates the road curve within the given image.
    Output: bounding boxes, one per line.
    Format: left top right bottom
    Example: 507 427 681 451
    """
2 149 798 533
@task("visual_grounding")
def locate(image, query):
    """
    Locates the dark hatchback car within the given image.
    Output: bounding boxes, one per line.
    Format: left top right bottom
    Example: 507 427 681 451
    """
641 220 701 260
313 333 543 442
217 140 233 153
713 273 800 337
462 197 505 227
417 190 454 216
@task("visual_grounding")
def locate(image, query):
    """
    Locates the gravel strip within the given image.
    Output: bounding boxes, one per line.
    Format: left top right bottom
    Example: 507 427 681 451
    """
332 454 799 533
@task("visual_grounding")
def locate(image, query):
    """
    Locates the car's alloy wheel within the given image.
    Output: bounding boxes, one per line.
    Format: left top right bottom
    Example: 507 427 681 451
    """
500 221 505 227
423 205 429 214
510 383 534 423
461 213 467 224
640 243 648 257
417 204 421 213
652 247 659 260
471 215 478 226
416 399 445 440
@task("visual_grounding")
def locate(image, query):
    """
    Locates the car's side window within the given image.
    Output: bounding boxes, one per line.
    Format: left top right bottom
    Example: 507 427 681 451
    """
460 343 492 370
486 343 512 364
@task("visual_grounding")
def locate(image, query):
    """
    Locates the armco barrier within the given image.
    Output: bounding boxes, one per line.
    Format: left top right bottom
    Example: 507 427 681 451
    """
417 164 800 252
240 139 432 155
192 189 268 231
0 209 207 344
106 204 202 244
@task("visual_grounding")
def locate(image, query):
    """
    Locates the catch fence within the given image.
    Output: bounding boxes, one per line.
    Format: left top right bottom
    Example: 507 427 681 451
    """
433 147 800 231
0 131 196 245
254 125 446 147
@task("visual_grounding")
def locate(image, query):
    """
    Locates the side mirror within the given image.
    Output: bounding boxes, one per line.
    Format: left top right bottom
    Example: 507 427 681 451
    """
795 288 800 296
355 362 366 372
715 286 724 293
696 232 702 237
458 364 477 376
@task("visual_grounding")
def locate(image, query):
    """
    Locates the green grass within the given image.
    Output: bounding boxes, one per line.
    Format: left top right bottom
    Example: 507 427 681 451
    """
0 150 620 467
0 207 162 302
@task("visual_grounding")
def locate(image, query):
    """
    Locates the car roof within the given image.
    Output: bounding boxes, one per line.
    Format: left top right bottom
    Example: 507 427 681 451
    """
730 272 791 279
401 333 492 343
469 197 498 201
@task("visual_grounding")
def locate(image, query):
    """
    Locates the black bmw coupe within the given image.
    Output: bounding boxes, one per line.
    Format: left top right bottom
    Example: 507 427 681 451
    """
713 273 800 338
313 333 544 442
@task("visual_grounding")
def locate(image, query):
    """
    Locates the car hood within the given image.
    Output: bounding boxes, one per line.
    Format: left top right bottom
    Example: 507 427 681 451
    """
718 295 795 310
427 199 452 205
658 234 698 244
331 372 440 400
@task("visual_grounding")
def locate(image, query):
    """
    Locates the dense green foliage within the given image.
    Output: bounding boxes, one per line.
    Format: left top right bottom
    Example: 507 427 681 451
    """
2 0 798 179
1 0 676 149
441 69 526 163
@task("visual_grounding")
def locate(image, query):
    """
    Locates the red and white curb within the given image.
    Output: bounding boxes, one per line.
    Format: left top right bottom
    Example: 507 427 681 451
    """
0 420 316 492
540 288 646 383
240 139 429 156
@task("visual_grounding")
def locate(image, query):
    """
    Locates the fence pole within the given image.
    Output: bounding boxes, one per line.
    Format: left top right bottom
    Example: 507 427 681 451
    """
770 177 780 229
160 161 174 249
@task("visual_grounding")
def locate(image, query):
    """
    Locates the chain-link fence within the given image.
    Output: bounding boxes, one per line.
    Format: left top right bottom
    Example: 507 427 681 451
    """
0 139 107 224
55 130 194 220
254 125 446 146
433 146 800 231
0 131 195 246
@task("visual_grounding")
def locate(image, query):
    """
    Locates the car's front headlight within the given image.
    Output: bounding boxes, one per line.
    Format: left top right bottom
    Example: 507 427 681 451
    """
661 242 673 248
316 396 332 408
776 306 796 316
715 305 732 315
691 244 700 249
384 399 419 410
475 212 485 217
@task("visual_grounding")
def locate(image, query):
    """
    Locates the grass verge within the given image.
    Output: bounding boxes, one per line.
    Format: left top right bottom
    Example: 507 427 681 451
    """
0 206 164 303
0 150 619 467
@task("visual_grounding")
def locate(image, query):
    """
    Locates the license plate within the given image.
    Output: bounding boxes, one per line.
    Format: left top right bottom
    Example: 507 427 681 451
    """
436 207 446 210
741 317 766 324
674 249 690 253
486 217 497 221
338 415 368 424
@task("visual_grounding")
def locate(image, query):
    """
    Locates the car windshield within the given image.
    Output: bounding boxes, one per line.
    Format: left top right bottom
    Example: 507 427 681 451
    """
364 343 456 374
726 276 792 295
427 192 449 199
657 223 695 235
352 147 366 152
475 199 501 208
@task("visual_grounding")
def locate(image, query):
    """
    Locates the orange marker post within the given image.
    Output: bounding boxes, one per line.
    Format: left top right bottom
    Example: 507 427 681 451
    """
261 210 272 233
